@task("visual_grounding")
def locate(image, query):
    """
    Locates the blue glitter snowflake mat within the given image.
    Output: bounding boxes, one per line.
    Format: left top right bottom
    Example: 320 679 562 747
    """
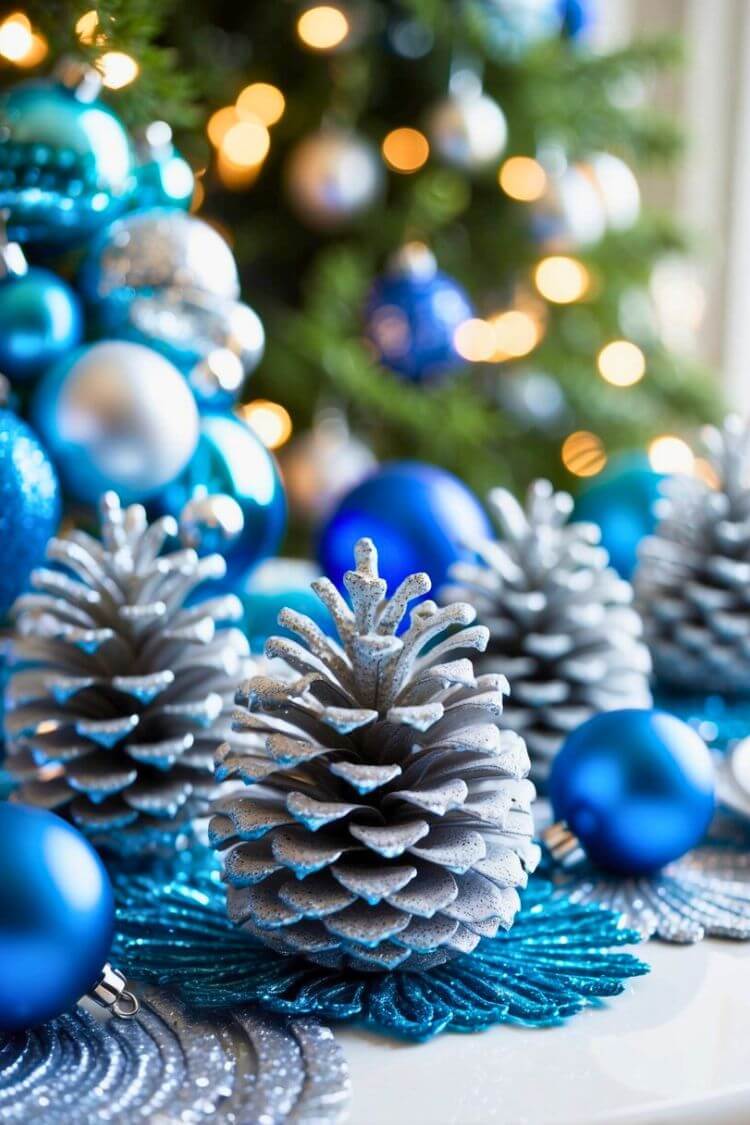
113 851 649 1042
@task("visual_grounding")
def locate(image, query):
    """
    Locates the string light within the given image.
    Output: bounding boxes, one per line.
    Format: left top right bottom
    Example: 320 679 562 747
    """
453 318 496 362
498 156 547 202
0 12 31 60
489 309 541 360
97 51 139 90
534 256 590 304
75 9 100 44
597 340 646 387
240 400 293 450
216 148 261 190
237 82 285 126
296 5 349 50
207 106 238 148
648 435 695 474
561 431 607 477
222 119 270 168
381 127 429 174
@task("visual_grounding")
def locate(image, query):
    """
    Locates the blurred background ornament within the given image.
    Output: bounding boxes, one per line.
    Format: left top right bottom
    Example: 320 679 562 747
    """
318 460 492 594
467 0 563 58
558 0 598 41
650 255 707 356
0 408 59 618
241 557 334 654
579 151 640 231
0 804 115 1032
365 243 474 382
426 72 507 171
160 411 286 585
285 127 384 229
0 65 135 245
531 161 606 249
32 340 199 505
715 737 750 824
499 368 570 431
79 208 264 407
279 407 377 523
573 453 664 579
132 121 195 211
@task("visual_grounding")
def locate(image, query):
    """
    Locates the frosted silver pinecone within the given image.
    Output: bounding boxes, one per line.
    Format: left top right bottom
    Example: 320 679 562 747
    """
636 415 750 693
211 537 539 972
4 492 252 855
442 480 652 784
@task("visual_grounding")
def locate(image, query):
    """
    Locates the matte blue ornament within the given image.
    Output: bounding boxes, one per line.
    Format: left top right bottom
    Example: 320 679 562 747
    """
549 709 715 876
0 803 114 1032
241 558 333 654
133 122 194 211
0 410 59 619
157 412 286 586
0 266 82 383
0 72 135 247
365 244 473 383
573 454 663 579
318 461 492 596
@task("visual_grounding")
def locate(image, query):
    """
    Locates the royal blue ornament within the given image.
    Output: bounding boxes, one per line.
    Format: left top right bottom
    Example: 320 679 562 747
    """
573 454 663 579
241 558 333 654
365 244 474 383
157 412 286 586
558 0 597 39
0 803 114 1032
0 410 60 619
549 709 715 876
318 461 492 595
0 263 82 382
133 122 194 211
0 72 135 246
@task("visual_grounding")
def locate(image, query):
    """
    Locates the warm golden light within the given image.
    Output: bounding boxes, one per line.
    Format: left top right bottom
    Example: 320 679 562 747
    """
207 106 238 148
0 12 32 61
490 309 541 359
15 30 46 66
240 400 293 450
453 318 496 362
75 9 99 44
648 435 695 475
297 5 349 50
561 431 607 477
499 156 547 202
216 148 260 190
98 50 139 90
190 178 206 212
597 340 646 387
534 256 590 304
237 82 286 126
222 119 270 168
693 457 720 489
381 127 430 174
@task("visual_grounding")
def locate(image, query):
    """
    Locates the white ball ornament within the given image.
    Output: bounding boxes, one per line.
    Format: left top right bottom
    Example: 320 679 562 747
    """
284 128 384 229
427 87 508 170
581 152 641 232
532 164 606 249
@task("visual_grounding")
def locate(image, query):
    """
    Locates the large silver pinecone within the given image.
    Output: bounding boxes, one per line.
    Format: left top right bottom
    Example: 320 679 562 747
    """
636 415 750 692
211 537 539 972
4 492 252 855
443 480 652 784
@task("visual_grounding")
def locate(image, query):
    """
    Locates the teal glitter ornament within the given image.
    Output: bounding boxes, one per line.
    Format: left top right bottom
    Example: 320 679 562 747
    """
133 122 194 211
0 66 135 246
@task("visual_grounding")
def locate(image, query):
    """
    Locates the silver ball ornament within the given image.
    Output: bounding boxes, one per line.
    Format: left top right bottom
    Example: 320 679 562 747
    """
33 340 200 504
285 128 384 229
532 164 606 250
581 152 641 232
179 491 245 556
279 409 376 522
427 87 508 170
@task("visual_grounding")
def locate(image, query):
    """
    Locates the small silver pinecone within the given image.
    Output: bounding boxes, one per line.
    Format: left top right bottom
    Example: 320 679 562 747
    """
636 415 750 693
211 537 539 972
4 492 253 855
442 480 652 784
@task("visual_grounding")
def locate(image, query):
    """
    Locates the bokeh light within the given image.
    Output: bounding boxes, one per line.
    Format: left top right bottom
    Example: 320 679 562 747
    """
597 340 646 387
490 309 541 359
0 12 31 61
237 82 286 126
453 318 496 362
240 400 293 450
98 51 139 90
534 256 590 304
297 5 349 50
222 119 270 168
561 431 607 477
648 435 695 474
381 127 430 173
499 156 547 202
207 106 238 148
75 9 100 44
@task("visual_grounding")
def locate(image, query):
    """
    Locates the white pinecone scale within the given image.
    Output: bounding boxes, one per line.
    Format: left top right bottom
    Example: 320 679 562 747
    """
211 538 540 972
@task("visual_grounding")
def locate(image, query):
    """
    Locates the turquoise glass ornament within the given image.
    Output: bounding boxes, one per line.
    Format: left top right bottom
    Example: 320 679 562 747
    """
158 412 286 585
0 804 114 1032
133 122 194 211
549 709 715 876
241 558 333 654
573 454 663 579
0 264 82 382
0 72 135 246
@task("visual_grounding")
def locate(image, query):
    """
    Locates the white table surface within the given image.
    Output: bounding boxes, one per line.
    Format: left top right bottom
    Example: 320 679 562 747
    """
336 938 750 1125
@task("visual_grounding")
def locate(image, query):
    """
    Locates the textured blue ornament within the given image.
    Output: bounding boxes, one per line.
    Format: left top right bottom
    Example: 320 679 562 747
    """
550 709 715 876
157 412 286 586
241 559 333 654
319 461 492 596
0 410 59 619
365 246 473 383
0 803 114 1032
0 268 82 382
573 455 663 579
0 78 135 246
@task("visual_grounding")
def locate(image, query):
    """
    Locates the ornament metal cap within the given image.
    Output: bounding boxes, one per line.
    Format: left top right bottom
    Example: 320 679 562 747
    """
89 964 140 1019
541 821 586 868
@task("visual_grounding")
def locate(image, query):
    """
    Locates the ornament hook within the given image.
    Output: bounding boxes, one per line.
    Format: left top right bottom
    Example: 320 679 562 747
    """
89 963 140 1020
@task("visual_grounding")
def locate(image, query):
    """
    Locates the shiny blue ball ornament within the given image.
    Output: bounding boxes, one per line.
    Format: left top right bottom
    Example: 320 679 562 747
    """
573 455 664 579
0 803 115 1032
133 122 194 211
549 709 715 876
0 74 135 246
0 267 82 382
242 559 334 654
365 244 474 383
0 410 60 619
558 0 597 39
319 461 492 594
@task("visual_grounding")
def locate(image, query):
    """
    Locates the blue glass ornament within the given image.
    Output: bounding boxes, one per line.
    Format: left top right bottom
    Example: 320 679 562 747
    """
0 266 82 383
365 245 473 383
558 0 597 39
157 412 286 586
241 558 334 654
573 454 663 579
0 410 59 619
0 75 135 246
549 709 715 876
0 804 114 1032
133 122 194 211
468 0 562 58
319 461 491 596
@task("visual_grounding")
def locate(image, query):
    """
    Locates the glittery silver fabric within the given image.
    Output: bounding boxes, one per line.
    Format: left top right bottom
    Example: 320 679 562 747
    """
0 988 350 1123
212 537 540 972
443 480 652 784
636 415 750 693
4 492 253 855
